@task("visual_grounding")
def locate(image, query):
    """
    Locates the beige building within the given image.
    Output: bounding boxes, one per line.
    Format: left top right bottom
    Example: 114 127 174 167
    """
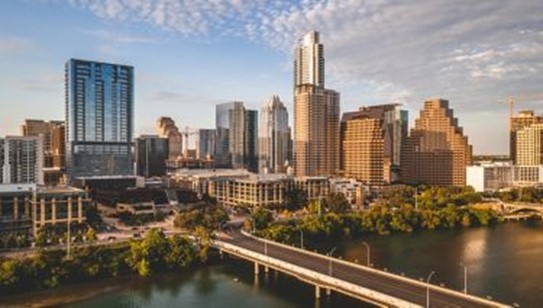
156 117 183 161
402 98 472 186
516 123 543 166
510 110 543 163
293 30 339 177
340 104 407 185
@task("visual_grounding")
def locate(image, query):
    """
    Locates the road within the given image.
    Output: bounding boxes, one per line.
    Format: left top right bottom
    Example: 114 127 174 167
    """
221 230 505 308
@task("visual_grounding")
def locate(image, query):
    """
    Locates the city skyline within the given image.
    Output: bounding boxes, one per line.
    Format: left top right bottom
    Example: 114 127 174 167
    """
2 1 543 155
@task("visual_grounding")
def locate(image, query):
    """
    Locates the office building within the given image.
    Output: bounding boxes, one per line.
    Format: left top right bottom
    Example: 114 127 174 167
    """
510 110 543 163
135 135 169 178
402 98 472 186
516 123 543 166
198 129 216 159
293 31 340 177
259 95 290 173
340 104 407 185
65 59 134 180
215 102 258 172
21 119 65 169
2 136 44 185
156 117 183 161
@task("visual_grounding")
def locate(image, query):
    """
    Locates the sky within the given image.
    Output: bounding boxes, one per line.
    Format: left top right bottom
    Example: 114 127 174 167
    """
1 0 543 155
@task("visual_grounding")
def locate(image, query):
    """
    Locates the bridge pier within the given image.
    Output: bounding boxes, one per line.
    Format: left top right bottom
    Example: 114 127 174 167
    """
254 262 259 275
315 285 321 299
326 288 331 296
265 265 269 273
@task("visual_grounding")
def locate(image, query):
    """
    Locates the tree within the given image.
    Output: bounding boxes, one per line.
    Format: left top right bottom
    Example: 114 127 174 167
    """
322 193 350 214
284 188 308 211
85 228 97 242
251 206 274 230
166 235 196 268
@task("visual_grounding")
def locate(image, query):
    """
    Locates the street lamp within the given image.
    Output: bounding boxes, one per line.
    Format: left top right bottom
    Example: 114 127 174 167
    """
426 270 436 308
327 247 337 276
414 187 419 210
362 242 370 266
299 230 304 249
460 262 467 294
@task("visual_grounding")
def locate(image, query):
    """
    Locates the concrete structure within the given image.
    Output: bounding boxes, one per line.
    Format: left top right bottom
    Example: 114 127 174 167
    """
510 110 543 163
1 136 44 185
259 95 290 174
516 123 543 166
294 31 340 177
466 162 514 192
341 104 407 185
329 178 367 208
402 99 472 186
168 169 253 196
0 184 90 236
215 230 508 307
65 59 134 180
30 186 91 236
135 135 169 178
156 117 183 161
514 165 543 187
210 174 329 207
198 129 216 159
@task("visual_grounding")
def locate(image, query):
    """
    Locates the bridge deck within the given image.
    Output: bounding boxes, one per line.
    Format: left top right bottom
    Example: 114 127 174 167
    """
220 230 507 308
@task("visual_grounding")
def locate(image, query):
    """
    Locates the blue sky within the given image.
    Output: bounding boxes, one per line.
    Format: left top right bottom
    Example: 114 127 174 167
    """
1 0 543 154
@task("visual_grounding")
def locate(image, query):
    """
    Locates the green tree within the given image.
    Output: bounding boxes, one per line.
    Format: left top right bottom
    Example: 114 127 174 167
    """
284 188 308 211
322 193 350 214
85 228 97 242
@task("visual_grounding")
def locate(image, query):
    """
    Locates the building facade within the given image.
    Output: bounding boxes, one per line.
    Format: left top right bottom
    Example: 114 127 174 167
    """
510 110 543 164
340 104 407 185
2 136 44 184
516 123 543 166
198 129 216 159
135 135 169 178
466 162 514 192
293 31 340 177
259 95 290 174
156 117 183 161
215 102 236 168
21 119 65 169
65 59 134 180
402 98 472 186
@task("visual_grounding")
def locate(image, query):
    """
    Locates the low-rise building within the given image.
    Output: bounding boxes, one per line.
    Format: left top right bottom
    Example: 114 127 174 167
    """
329 178 367 208
514 165 543 187
466 162 514 192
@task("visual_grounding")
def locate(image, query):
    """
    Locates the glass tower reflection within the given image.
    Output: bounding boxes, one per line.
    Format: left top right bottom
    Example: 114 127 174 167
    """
65 59 134 180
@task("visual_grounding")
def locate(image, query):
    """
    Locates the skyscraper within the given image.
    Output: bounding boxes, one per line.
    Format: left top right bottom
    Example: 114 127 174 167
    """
135 135 169 177
293 31 340 177
402 98 472 186
156 117 183 161
516 124 543 166
340 104 407 185
215 102 236 168
229 102 258 172
65 59 134 180
259 95 290 173
1 136 44 184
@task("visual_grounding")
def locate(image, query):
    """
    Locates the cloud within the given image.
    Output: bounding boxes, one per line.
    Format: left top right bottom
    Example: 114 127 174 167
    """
56 0 543 153
0 37 33 55
83 29 158 44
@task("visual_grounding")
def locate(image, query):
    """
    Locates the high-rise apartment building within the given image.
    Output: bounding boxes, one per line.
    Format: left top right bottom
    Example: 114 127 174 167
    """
215 102 236 168
293 31 340 177
21 119 65 169
1 136 44 184
340 104 407 184
65 59 134 180
198 129 216 159
510 110 543 164
516 123 543 166
259 95 290 173
135 135 169 177
402 98 472 186
156 117 183 161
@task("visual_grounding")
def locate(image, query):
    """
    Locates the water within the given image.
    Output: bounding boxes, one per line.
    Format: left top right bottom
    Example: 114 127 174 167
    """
3 221 542 307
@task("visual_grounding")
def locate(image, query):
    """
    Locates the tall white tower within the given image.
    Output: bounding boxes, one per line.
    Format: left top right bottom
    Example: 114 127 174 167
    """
259 96 290 173
294 31 324 88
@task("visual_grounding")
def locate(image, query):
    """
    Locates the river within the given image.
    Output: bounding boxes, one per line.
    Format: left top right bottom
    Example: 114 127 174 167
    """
2 221 542 307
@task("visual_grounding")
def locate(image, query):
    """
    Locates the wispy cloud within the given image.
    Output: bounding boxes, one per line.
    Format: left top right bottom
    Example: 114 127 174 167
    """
0 37 33 55
83 29 158 44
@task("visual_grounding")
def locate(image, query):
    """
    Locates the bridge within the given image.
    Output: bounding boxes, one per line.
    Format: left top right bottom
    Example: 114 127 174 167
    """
486 198 543 219
214 230 508 308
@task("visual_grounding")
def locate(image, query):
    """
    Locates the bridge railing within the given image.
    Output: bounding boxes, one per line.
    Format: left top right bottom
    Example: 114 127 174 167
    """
239 230 508 308
214 239 418 308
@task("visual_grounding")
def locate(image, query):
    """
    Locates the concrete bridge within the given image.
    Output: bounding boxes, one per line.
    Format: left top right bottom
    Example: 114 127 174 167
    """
214 230 508 308
487 198 543 219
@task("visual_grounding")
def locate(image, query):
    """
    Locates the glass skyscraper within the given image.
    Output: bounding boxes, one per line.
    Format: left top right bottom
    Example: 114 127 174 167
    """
65 59 134 180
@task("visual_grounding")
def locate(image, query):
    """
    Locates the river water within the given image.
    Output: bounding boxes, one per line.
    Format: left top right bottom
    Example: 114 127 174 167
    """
3 221 542 307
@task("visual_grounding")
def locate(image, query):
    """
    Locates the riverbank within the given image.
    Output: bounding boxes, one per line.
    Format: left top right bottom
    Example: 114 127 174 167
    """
0 229 208 297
